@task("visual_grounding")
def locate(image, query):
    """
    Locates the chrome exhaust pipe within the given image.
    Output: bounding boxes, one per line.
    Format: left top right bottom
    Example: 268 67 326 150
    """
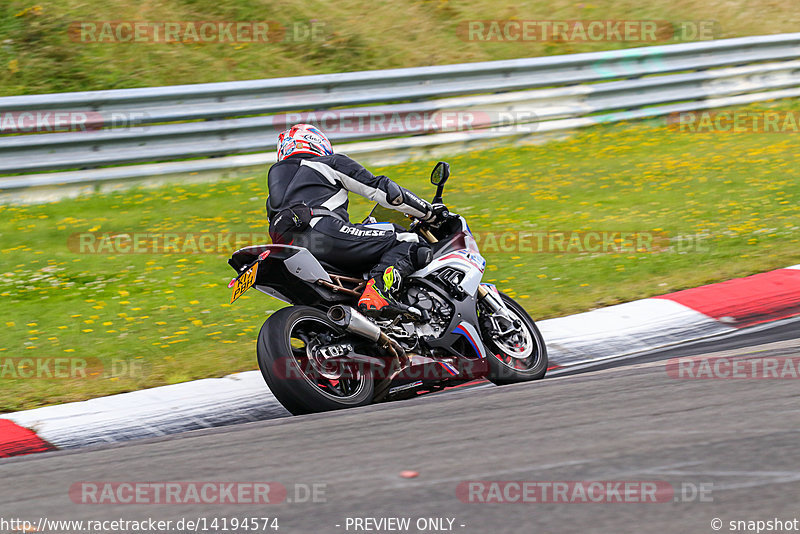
328 305 407 364
327 305 381 342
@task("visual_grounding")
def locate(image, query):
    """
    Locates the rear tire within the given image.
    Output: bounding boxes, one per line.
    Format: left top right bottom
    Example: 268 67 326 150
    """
257 306 376 415
483 293 548 385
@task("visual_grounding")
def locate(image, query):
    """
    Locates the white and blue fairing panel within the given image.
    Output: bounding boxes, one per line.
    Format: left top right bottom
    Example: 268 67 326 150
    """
452 322 488 359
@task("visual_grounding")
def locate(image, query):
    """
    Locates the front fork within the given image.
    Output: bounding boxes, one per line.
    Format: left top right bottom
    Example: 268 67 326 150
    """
477 284 508 315
477 284 520 337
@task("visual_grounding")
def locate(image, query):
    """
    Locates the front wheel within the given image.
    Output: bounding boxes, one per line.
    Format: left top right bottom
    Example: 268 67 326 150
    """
481 292 548 385
257 306 378 415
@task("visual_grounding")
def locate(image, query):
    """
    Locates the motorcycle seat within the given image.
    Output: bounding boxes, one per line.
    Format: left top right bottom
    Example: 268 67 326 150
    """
318 259 352 276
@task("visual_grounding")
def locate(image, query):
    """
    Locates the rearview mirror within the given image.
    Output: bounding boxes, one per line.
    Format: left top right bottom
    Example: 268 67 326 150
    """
430 161 450 186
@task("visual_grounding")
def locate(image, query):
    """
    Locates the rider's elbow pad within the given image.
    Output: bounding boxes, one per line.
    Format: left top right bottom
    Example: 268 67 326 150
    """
385 181 404 206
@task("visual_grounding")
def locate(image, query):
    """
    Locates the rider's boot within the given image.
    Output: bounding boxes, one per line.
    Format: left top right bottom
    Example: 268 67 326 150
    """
358 266 402 316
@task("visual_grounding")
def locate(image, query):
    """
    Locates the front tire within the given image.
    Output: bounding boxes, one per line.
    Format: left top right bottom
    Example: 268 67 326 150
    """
257 306 376 415
483 293 548 385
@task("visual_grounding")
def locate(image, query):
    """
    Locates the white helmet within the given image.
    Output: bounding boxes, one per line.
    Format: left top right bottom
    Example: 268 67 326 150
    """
277 123 333 161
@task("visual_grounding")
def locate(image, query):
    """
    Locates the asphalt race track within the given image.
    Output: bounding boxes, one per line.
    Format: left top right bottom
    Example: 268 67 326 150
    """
2 319 799 534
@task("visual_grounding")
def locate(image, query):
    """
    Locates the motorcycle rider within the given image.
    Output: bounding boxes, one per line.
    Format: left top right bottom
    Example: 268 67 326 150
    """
266 124 445 315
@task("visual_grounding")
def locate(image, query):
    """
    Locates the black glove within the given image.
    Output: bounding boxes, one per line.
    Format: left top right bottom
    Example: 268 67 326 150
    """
422 203 449 224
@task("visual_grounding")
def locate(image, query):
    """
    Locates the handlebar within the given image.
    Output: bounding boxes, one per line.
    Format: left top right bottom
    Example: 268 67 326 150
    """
409 207 460 244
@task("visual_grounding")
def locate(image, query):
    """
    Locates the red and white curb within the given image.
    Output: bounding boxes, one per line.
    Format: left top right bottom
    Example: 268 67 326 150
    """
2 265 799 457
0 419 56 458
3 372 288 453
542 264 800 366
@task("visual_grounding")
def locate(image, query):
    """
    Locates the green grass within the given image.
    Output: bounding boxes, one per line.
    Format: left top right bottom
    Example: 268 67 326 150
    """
1 0 800 95
2 99 800 412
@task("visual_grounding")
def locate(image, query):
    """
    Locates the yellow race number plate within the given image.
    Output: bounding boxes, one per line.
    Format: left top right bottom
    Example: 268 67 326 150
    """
230 262 259 303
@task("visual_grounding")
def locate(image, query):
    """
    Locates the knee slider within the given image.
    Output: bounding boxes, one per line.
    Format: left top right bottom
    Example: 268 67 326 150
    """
412 244 433 270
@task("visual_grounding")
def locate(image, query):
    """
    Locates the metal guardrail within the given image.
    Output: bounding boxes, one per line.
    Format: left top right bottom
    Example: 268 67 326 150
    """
1 33 800 191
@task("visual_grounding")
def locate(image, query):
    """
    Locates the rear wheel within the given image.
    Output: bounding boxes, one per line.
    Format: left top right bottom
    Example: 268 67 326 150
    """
257 306 381 415
481 292 548 385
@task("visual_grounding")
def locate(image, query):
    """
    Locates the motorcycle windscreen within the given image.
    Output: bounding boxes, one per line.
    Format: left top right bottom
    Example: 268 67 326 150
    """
364 204 411 230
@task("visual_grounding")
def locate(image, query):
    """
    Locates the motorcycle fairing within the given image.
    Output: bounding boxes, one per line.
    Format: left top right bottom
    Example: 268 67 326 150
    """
230 244 332 283
452 322 488 359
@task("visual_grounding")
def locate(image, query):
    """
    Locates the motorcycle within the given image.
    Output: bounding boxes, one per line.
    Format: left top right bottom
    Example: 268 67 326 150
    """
227 161 547 415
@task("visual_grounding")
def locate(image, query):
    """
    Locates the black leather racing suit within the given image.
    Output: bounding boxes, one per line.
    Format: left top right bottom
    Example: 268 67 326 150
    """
267 153 433 280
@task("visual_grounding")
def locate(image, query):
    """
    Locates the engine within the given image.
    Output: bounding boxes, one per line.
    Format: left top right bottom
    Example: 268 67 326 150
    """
405 284 454 338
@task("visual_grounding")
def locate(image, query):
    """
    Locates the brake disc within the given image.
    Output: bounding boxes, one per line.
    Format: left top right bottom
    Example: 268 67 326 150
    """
307 341 353 380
